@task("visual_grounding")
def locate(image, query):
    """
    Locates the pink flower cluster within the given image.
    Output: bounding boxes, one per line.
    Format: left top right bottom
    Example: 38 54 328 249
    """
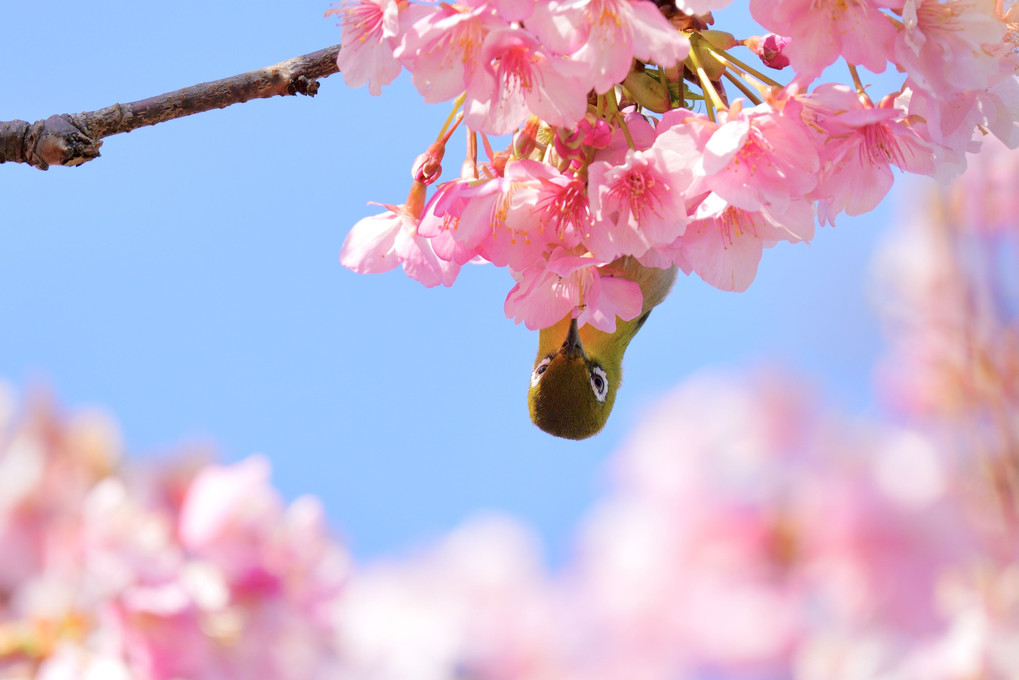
335 0 1019 331
0 395 348 680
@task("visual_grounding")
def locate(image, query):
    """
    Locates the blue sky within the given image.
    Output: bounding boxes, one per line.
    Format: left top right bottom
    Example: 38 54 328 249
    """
1 1 895 563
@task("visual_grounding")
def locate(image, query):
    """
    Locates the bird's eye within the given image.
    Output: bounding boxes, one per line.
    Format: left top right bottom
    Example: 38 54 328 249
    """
590 366 608 402
531 357 552 387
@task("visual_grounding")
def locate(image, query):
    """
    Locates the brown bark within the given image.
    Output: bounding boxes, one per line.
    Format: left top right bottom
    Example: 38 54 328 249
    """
0 45 340 170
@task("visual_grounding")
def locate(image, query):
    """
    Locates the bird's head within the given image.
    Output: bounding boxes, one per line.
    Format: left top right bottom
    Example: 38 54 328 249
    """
528 318 619 440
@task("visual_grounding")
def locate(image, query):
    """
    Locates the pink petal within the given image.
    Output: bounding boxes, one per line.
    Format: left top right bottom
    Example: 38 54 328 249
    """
339 211 402 274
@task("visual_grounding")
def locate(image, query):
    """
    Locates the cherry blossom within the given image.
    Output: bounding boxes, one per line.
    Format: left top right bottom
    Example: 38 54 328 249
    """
464 28 590 135
529 0 691 94
340 184 461 287
811 86 936 220
586 140 693 262
394 2 507 104
749 0 901 81
678 193 815 291
692 102 820 213
330 0 402 96
895 0 1008 95
504 248 644 332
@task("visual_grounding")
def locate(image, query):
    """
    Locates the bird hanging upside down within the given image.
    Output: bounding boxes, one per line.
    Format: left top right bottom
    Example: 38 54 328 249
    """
528 258 677 440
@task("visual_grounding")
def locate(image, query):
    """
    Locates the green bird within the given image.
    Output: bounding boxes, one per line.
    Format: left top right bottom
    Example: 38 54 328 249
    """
528 258 677 440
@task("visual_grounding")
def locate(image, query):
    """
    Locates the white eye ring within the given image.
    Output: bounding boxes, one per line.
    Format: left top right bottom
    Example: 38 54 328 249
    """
590 366 608 402
531 357 552 387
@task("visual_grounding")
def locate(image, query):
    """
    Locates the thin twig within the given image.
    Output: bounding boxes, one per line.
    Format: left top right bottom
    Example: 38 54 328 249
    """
0 45 341 170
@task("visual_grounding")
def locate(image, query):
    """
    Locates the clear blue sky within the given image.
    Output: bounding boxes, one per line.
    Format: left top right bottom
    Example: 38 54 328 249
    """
1 1 895 563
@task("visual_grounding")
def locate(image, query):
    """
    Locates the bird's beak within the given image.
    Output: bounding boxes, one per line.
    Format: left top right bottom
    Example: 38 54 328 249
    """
561 318 586 359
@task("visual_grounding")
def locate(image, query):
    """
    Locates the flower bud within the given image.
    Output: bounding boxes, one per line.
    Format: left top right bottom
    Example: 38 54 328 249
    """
745 34 791 70
513 117 541 158
411 141 446 185
554 116 613 160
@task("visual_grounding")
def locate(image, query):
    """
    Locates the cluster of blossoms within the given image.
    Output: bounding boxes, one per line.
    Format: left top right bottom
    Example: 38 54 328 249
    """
334 0 1019 331
0 395 348 680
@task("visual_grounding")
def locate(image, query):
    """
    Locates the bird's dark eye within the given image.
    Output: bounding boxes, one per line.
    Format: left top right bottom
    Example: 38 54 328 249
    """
590 366 608 402
531 357 552 387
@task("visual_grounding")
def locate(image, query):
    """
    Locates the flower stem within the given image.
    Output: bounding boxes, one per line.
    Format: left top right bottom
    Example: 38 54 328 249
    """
723 70 763 106
687 47 726 116
605 88 636 150
848 64 867 96
437 92 467 142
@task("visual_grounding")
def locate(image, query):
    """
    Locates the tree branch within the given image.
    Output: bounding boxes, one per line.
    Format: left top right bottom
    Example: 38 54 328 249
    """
0 44 341 170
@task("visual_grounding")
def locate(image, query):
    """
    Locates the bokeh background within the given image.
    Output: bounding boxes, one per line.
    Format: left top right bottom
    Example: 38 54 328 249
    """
2 1 895 564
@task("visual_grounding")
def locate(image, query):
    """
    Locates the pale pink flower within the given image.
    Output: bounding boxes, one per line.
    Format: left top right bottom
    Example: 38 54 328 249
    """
420 173 543 271
677 193 815 292
332 0 402 96
420 162 589 272
504 248 643 331
586 136 694 262
417 180 482 265
691 103 820 214
464 27 590 135
394 2 508 104
178 456 274 554
811 87 936 221
528 0 690 94
340 200 461 287
469 164 566 270
750 0 901 82
895 569 1019 680
894 85 980 180
895 0 1008 95
0 396 350 680
509 159 588 251
897 52 1019 181
870 143 1019 423
979 60 1019 149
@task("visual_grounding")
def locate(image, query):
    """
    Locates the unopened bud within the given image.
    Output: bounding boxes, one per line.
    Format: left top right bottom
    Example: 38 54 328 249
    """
513 118 541 158
745 34 791 70
553 116 613 160
412 141 446 185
